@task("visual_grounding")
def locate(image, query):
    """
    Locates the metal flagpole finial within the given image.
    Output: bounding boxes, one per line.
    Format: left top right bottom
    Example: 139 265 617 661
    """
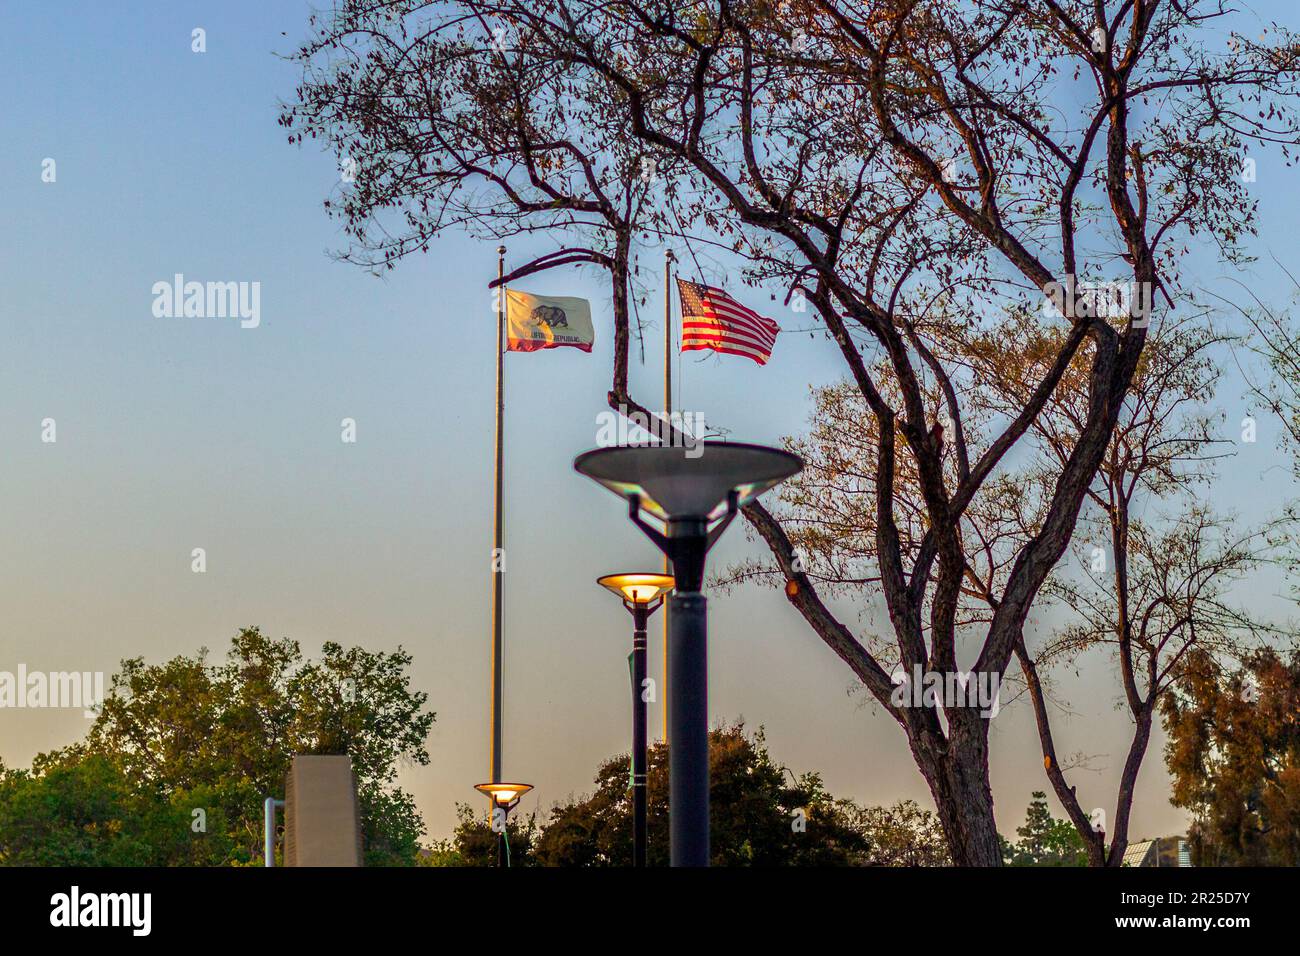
665 248 675 263
498 244 507 256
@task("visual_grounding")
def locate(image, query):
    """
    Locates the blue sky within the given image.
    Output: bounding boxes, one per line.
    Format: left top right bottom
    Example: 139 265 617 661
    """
2 0 1298 845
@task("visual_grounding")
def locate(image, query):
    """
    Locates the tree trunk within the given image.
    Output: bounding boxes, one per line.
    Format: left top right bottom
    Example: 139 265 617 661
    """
1106 705 1154 866
911 714 1003 866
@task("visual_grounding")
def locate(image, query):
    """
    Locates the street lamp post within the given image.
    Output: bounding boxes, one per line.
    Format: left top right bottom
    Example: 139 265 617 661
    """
597 572 674 867
473 782 533 868
575 442 802 866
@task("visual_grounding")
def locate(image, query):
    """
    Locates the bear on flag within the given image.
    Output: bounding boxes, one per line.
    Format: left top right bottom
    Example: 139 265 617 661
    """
504 290 594 352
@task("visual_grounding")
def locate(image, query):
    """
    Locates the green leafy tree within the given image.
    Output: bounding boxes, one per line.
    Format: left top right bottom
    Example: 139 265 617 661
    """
1162 648 1300 865
849 800 951 867
0 755 236 866
8 627 434 866
1003 792 1089 866
423 726 951 867
423 804 539 867
529 724 872 867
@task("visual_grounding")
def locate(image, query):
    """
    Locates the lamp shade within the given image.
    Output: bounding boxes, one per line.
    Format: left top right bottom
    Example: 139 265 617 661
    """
597 572 675 604
574 442 802 521
474 782 533 806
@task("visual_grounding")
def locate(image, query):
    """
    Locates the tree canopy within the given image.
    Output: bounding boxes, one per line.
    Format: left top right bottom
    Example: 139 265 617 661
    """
1002 791 1089 866
1163 647 1300 866
429 724 949 866
0 628 434 866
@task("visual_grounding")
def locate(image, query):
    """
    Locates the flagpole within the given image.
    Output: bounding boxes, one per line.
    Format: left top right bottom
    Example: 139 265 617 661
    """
662 248 674 744
491 244 506 784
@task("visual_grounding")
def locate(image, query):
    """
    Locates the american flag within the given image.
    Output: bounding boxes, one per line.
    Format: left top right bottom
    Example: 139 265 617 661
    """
676 278 781 366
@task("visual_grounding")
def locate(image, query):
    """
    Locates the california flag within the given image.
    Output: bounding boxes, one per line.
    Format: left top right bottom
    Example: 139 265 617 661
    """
505 290 595 352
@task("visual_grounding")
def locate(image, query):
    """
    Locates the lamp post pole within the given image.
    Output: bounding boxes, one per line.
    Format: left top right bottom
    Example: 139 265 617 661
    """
668 589 708 866
666 516 710 866
631 603 649 867
597 572 671 866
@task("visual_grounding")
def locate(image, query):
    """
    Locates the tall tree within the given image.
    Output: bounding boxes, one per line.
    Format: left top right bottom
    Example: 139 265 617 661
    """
284 0 1300 863
1162 647 1300 866
982 312 1281 864
1002 791 1088 866
32 627 434 865
731 313 1283 863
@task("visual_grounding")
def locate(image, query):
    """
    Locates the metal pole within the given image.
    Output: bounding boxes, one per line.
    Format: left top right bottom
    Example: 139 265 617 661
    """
490 245 506 785
632 603 650 866
664 249 673 412
668 591 708 866
263 797 283 867
661 248 674 743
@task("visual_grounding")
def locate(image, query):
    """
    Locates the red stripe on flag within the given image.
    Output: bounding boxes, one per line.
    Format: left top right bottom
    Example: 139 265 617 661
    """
676 278 780 364
681 340 771 365
681 321 777 349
